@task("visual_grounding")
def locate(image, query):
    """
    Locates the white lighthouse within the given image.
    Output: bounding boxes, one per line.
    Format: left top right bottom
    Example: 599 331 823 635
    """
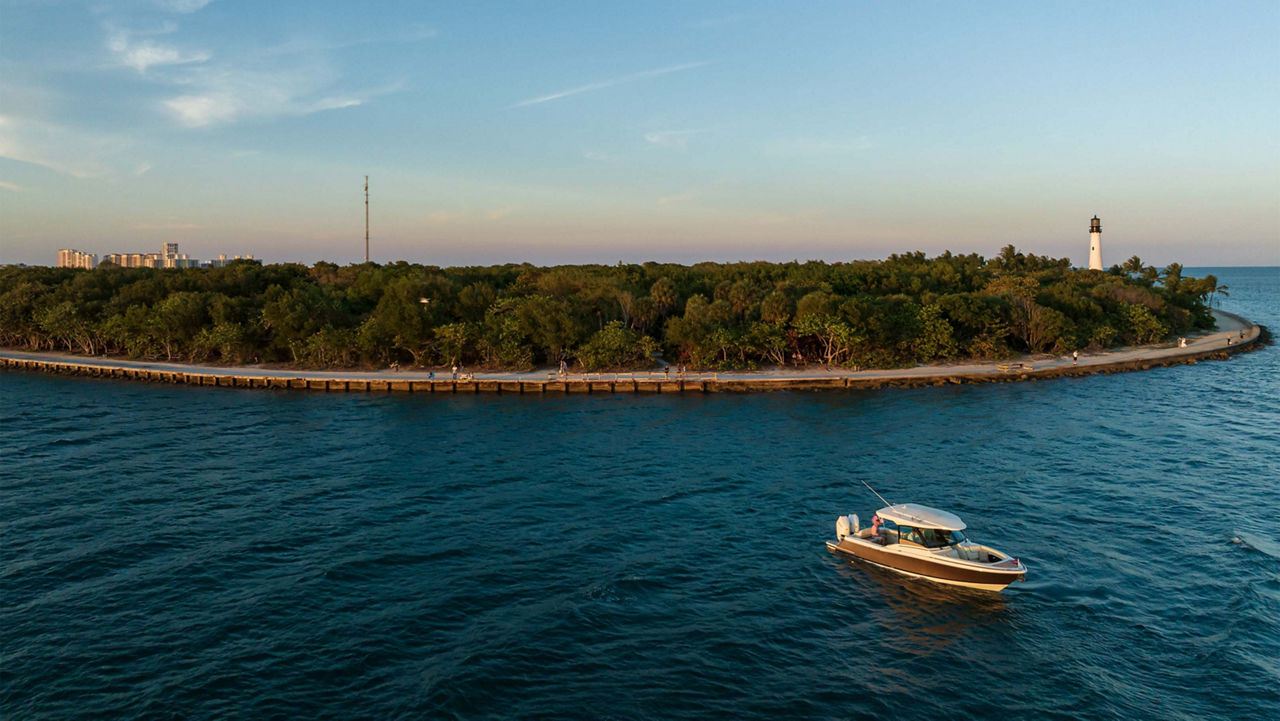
1088 215 1103 270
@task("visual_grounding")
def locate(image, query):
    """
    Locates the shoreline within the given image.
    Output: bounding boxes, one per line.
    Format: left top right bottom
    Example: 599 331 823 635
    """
1 310 1263 394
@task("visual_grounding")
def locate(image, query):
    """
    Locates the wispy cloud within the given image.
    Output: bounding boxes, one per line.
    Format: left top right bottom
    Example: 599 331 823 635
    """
155 0 215 13
108 29 210 72
0 115 127 178
162 75 367 127
643 129 707 149
509 61 710 108
134 163 153 176
101 17 415 128
0 181 23 192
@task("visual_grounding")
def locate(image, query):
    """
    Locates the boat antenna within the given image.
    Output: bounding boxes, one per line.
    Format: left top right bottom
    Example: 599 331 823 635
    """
861 480 894 508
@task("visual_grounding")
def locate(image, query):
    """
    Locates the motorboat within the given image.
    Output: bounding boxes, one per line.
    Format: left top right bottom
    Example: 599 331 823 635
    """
826 503 1027 592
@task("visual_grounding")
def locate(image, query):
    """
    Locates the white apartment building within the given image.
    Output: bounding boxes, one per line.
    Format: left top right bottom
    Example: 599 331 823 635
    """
62 243 253 269
57 249 98 269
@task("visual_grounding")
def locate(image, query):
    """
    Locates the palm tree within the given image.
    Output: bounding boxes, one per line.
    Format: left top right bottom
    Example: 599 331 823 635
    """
1122 255 1145 277
1161 263 1183 292
1209 277 1229 307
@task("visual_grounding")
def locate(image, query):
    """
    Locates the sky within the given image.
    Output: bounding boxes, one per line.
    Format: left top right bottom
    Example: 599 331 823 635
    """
2 0 1278 267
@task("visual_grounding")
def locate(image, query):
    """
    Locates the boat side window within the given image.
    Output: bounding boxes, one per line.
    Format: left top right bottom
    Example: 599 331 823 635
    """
948 529 966 545
899 525 924 546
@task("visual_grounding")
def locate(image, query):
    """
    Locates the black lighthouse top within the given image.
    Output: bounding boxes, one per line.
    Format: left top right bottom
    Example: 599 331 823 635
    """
1090 216 1101 233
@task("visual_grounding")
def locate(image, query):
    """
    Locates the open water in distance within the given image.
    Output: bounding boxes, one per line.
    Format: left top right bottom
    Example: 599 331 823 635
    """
2 267 1278 720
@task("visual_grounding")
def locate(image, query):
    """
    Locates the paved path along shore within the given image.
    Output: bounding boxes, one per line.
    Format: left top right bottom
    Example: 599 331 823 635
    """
0 310 1263 393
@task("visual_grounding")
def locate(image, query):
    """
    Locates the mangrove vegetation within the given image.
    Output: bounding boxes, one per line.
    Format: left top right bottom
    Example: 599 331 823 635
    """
0 248 1222 371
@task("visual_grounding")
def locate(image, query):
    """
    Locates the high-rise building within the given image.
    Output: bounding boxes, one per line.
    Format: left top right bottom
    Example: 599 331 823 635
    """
55 242 252 269
161 242 182 268
56 249 97 269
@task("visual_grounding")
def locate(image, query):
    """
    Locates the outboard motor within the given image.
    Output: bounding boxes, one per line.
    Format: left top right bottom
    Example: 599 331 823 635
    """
836 514 859 541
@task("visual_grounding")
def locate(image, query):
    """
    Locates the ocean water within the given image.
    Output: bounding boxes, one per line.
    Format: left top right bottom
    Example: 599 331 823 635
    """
2 267 1277 720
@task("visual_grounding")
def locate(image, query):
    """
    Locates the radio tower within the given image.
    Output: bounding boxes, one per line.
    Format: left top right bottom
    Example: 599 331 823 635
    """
364 175 370 263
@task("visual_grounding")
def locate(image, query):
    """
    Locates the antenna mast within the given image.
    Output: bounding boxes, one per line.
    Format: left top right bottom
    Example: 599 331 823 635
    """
861 480 894 509
364 175 370 263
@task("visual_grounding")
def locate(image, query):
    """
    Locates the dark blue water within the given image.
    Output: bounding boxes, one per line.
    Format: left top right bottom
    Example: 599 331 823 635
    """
3 268 1277 720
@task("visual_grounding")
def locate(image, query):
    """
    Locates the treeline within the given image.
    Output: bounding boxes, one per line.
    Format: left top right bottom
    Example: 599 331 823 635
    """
0 248 1220 371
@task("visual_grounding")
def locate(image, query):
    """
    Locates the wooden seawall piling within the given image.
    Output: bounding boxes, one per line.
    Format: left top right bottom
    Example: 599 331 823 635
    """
0 328 1263 395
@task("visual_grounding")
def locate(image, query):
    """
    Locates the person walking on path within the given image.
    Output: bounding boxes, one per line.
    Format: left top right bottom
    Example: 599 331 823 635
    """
452 363 458 380
1072 350 1079 365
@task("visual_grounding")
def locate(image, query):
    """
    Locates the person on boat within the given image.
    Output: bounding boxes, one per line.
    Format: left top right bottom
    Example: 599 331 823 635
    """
871 514 883 541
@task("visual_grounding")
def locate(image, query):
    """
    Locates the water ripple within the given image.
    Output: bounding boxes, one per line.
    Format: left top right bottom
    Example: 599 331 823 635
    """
2 267 1277 720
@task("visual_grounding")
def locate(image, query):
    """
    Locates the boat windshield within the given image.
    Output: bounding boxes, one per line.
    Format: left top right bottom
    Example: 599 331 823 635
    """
917 527 966 548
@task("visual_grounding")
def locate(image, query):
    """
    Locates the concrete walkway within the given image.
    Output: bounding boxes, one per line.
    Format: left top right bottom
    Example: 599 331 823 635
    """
0 310 1261 389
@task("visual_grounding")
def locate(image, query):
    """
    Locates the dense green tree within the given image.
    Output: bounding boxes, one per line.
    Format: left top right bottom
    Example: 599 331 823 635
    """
1123 304 1169 345
915 304 959 360
577 321 657 370
0 249 1217 370
760 290 794 324
650 277 678 317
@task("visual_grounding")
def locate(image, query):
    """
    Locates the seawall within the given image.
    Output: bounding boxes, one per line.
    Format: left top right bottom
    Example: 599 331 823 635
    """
1 314 1263 395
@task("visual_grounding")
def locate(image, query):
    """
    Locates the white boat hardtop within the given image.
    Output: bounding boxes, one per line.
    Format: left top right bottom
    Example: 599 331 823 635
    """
875 503 966 531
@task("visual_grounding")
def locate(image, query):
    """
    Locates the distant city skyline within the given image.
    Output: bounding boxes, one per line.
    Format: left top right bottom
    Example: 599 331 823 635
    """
55 242 254 269
2 1 1278 267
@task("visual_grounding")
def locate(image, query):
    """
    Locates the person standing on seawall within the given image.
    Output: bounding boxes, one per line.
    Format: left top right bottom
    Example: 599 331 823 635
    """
1073 350 1079 365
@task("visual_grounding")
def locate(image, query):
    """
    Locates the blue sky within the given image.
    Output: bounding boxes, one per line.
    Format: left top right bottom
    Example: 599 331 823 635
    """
2 1 1277 266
